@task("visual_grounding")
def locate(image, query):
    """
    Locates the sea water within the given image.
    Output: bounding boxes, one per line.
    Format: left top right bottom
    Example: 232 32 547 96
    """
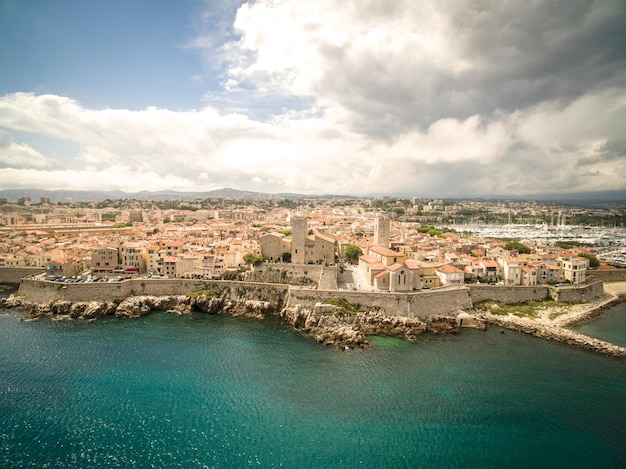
572 302 626 347
1 307 625 468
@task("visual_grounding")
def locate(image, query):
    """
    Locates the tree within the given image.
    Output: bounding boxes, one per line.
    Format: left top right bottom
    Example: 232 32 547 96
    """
281 252 291 263
243 253 265 266
344 244 363 264
578 252 600 268
503 240 531 254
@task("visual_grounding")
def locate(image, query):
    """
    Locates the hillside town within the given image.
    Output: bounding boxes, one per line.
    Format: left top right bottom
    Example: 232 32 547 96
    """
0 194 624 290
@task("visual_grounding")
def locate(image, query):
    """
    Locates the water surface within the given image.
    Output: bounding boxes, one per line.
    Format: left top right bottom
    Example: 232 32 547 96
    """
1 308 625 468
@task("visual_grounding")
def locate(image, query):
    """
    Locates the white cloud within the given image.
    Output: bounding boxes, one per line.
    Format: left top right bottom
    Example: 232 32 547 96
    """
1 86 625 196
0 1 624 197
0 128 56 169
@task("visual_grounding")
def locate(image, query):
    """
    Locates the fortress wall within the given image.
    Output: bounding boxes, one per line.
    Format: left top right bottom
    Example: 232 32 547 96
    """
18 278 290 306
17 277 607 317
0 267 45 285
246 264 326 285
287 287 472 319
550 281 605 303
468 285 550 304
588 269 626 283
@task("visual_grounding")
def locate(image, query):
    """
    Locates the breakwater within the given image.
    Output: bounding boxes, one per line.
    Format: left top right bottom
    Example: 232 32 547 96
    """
479 310 626 359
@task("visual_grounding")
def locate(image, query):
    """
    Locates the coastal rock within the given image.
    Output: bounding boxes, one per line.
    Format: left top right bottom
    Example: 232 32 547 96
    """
425 315 460 335
115 296 153 318
70 301 117 319
0 295 28 310
191 296 226 314
478 311 626 359
455 311 486 330
278 306 459 348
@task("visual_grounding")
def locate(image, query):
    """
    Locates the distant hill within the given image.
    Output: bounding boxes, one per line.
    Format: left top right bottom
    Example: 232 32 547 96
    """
0 187 357 203
0 187 622 205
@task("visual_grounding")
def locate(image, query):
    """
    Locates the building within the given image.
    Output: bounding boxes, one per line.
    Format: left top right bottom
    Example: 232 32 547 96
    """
374 214 390 247
90 247 119 273
258 232 291 262
289 217 336 265
291 217 307 264
560 257 588 284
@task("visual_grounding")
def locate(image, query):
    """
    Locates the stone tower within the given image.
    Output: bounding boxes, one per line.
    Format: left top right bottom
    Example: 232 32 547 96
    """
291 216 307 264
374 213 390 247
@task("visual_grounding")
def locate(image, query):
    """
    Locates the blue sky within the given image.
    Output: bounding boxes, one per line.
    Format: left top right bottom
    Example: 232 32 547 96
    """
0 0 625 197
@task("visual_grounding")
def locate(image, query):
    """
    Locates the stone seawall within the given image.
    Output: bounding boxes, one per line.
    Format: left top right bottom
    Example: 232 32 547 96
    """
0 267 45 285
244 264 326 286
468 284 550 304
18 278 608 318
18 278 290 306
550 281 605 303
287 287 473 319
589 269 626 283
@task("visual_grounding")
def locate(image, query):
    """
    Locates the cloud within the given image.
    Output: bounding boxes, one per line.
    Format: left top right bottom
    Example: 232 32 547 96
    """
0 1 624 197
0 128 56 169
222 0 626 135
1 86 625 196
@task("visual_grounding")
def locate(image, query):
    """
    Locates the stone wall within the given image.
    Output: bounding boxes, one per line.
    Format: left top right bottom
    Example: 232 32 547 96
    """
19 278 289 307
17 277 608 319
468 284 550 304
588 269 626 283
0 267 45 285
287 287 472 319
244 263 324 286
549 280 605 303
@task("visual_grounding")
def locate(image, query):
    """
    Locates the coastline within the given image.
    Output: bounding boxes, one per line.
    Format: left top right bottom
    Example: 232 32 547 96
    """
1 280 625 356
475 282 626 359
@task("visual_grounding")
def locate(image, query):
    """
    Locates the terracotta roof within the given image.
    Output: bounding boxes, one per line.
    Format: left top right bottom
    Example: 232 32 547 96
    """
369 245 401 257
437 264 464 274
359 255 379 264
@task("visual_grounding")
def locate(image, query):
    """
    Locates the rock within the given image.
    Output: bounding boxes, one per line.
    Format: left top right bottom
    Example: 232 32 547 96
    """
455 312 486 330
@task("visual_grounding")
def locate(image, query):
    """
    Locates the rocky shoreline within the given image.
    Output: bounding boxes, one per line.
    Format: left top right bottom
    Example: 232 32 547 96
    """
0 293 470 349
2 286 624 354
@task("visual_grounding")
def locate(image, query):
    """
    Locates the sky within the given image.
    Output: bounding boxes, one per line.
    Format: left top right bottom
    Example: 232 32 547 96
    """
0 0 625 198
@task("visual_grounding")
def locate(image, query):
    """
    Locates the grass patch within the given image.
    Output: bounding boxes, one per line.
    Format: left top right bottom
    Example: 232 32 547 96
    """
323 297 362 315
186 289 218 299
474 299 563 318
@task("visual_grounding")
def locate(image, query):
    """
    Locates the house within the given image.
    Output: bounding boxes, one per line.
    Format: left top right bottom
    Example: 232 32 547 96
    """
436 264 465 285
560 257 588 284
90 247 119 273
478 260 500 282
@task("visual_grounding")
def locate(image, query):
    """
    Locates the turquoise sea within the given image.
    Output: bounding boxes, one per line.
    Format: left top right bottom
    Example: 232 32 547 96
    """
1 302 626 468
572 302 626 347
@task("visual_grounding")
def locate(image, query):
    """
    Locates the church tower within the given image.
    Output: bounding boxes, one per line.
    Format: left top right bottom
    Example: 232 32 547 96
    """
291 216 307 264
374 213 390 247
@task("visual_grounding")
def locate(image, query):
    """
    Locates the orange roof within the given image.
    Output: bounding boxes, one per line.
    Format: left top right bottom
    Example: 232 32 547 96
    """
369 245 401 257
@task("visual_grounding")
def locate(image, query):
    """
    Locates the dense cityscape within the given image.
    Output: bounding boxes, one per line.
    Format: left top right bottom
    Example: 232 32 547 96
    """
1 192 624 289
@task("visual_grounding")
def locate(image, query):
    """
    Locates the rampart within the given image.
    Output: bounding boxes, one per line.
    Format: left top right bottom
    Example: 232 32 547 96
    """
549 280 605 303
244 263 327 286
18 278 289 306
588 269 626 283
467 284 550 304
287 287 473 319
16 278 608 319
0 267 45 285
